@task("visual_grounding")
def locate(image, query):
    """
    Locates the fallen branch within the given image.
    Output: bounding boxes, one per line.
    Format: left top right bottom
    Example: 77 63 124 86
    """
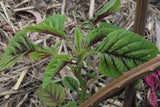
80 55 160 107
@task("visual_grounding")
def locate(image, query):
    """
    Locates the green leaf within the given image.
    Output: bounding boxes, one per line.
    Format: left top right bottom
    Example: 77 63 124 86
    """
0 30 56 71
42 55 71 88
0 30 34 71
84 22 121 48
97 0 120 16
38 83 65 106
94 29 159 78
29 51 52 61
38 14 66 31
75 27 83 51
62 76 79 92
25 14 67 39
93 0 120 24
51 79 63 84
63 101 78 107
28 44 57 61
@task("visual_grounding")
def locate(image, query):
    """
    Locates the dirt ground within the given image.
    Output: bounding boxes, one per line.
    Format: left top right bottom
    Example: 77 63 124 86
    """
0 0 160 107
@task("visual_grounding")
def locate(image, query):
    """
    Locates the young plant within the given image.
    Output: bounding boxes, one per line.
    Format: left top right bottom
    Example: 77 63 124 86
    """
0 0 159 106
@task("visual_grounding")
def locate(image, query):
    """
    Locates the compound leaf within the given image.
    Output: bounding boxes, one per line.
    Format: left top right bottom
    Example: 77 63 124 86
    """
62 76 79 92
38 83 65 106
93 29 159 78
25 14 67 39
84 22 121 48
42 55 71 88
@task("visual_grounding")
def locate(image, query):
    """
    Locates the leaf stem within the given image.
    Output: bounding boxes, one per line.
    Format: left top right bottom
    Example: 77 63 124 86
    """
76 50 95 103
65 39 77 55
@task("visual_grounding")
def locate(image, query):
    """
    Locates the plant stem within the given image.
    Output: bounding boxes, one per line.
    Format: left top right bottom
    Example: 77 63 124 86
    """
77 65 86 103
76 52 93 103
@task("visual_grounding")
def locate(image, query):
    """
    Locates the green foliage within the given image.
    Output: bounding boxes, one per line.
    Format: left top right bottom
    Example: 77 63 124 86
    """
0 30 33 71
1 0 159 106
28 44 57 61
93 0 120 24
25 15 67 39
63 101 78 107
97 0 120 16
93 29 159 78
38 83 65 106
75 27 83 51
62 76 79 92
28 51 52 61
42 55 71 88
51 79 63 84
0 30 57 71
84 22 121 48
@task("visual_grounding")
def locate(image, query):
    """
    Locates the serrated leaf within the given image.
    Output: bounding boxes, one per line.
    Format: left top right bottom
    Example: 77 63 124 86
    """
62 76 79 92
25 14 67 39
94 0 120 24
29 51 52 61
63 101 78 107
0 30 56 71
28 44 57 61
42 55 71 88
25 26 66 38
0 30 34 71
97 0 120 16
94 29 159 78
75 27 83 51
38 14 66 31
84 22 121 48
38 83 65 106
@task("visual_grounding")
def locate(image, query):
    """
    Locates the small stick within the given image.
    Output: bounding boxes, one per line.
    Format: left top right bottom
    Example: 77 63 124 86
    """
14 0 30 8
89 0 95 18
59 0 68 54
61 0 66 15
13 69 28 90
80 56 160 107
0 1 16 33
0 90 18 97
14 6 35 12
16 94 28 107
